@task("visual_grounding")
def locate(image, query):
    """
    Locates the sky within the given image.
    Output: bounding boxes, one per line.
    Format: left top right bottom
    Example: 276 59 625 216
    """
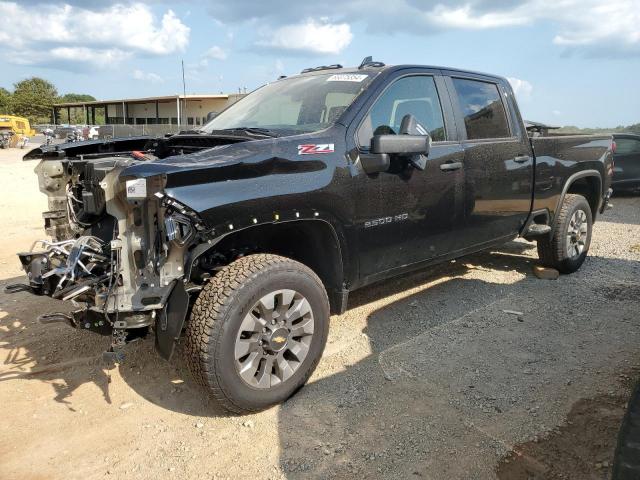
0 0 639 128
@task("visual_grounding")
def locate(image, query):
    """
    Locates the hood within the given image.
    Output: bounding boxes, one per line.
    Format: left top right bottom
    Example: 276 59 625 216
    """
121 131 335 188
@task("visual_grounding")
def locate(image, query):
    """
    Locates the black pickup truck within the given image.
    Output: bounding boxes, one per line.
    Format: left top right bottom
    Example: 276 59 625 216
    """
9 58 613 413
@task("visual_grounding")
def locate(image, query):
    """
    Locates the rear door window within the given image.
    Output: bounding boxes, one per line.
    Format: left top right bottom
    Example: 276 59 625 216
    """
452 78 510 140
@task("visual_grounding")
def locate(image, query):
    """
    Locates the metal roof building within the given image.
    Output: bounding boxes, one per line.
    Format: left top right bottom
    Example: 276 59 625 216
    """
53 93 246 128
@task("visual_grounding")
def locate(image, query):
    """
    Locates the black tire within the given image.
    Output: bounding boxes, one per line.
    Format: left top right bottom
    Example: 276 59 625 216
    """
184 254 329 414
537 194 593 274
613 380 640 480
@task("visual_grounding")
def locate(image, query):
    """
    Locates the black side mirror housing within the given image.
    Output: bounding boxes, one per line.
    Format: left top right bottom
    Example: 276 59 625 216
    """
205 111 218 122
371 134 430 156
360 114 431 174
360 152 390 175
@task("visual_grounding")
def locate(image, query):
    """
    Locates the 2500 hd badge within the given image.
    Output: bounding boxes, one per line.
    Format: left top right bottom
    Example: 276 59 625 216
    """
364 213 409 228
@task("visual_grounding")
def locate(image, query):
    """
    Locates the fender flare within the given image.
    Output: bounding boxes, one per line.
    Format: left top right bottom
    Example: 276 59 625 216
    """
552 169 602 229
186 216 347 283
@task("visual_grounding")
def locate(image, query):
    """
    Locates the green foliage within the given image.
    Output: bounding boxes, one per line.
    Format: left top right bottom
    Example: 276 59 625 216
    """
0 87 11 114
556 123 640 135
11 77 58 123
59 93 96 103
58 94 103 124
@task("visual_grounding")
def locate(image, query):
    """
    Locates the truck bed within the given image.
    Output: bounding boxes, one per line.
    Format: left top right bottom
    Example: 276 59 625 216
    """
530 134 613 224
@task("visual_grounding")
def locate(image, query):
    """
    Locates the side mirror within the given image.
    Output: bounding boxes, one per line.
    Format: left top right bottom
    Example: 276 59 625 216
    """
371 134 430 156
205 111 218 122
360 152 390 175
371 114 431 171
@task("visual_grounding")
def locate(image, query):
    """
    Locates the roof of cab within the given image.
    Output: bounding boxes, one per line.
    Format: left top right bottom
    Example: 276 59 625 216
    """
295 63 507 83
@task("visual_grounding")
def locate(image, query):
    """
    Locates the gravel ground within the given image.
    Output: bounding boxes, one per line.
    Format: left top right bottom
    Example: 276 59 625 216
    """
0 145 639 479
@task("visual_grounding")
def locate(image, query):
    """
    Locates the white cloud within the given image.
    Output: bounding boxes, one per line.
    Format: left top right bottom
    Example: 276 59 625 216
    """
0 1 190 69
550 0 640 55
257 19 353 54
6 46 132 69
428 5 529 29
425 0 640 56
507 77 533 100
202 0 640 57
204 46 228 60
132 69 164 84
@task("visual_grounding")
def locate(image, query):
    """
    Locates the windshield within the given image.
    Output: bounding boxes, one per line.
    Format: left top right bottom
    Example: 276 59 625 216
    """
201 72 375 135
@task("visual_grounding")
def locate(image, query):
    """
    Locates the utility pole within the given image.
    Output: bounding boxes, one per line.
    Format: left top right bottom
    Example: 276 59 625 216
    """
181 59 187 129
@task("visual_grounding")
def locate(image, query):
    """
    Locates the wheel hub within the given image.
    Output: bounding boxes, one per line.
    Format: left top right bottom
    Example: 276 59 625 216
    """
234 289 315 389
566 209 588 258
265 327 289 352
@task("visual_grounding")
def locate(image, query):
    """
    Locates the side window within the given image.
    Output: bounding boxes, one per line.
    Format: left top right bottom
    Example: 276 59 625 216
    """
452 78 510 140
615 138 640 155
357 76 446 148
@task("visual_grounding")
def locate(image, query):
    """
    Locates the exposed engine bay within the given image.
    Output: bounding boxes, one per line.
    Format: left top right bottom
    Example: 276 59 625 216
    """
8 133 250 360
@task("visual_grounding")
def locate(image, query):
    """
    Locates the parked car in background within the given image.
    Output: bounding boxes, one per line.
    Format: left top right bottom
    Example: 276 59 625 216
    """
53 125 76 139
612 133 640 193
65 127 84 143
88 126 99 140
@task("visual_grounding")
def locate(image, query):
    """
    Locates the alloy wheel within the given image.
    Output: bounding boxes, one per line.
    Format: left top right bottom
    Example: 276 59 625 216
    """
234 289 315 389
566 209 589 258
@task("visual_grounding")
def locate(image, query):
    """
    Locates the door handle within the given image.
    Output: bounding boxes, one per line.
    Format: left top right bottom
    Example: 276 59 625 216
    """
514 155 531 164
440 161 463 171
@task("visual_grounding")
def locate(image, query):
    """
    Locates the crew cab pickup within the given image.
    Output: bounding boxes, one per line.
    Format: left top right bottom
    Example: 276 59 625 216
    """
8 58 614 413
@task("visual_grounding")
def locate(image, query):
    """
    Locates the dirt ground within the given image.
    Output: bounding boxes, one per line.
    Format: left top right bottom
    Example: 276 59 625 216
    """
0 144 639 480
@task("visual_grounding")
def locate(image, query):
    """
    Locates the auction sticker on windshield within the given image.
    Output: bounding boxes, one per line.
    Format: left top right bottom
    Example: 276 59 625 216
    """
298 144 335 155
326 74 368 82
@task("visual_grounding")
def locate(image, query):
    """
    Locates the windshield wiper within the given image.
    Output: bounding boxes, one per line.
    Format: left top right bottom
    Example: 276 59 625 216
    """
217 127 280 138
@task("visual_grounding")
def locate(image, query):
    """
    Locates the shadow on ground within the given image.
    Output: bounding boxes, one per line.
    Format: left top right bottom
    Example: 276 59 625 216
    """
274 242 640 479
2 238 639 479
0 241 533 417
496 367 640 480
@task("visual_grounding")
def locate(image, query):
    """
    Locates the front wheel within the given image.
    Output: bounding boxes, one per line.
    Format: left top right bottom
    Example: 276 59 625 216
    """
537 194 593 273
184 254 329 414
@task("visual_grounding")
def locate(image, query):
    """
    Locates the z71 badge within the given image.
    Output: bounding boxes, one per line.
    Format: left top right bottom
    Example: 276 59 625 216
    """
298 144 335 155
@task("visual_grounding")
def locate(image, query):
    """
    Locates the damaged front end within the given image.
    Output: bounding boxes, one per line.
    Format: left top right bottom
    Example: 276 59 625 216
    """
6 155 203 361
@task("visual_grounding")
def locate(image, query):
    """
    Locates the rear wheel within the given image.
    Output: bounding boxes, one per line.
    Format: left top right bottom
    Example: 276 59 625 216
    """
184 254 329 414
537 194 593 273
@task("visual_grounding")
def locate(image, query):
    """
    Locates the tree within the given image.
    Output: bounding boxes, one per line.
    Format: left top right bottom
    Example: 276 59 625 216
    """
59 93 98 123
11 77 58 123
0 87 11 114
59 93 96 103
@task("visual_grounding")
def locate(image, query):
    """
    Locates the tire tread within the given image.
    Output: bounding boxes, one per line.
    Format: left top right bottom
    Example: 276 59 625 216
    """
537 194 592 274
184 253 326 414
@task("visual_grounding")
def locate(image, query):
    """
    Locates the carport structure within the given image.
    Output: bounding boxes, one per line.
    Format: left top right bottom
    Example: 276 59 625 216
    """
52 93 245 128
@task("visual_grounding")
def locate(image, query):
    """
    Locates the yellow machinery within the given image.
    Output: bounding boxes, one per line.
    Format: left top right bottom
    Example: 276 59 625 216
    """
0 115 36 148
